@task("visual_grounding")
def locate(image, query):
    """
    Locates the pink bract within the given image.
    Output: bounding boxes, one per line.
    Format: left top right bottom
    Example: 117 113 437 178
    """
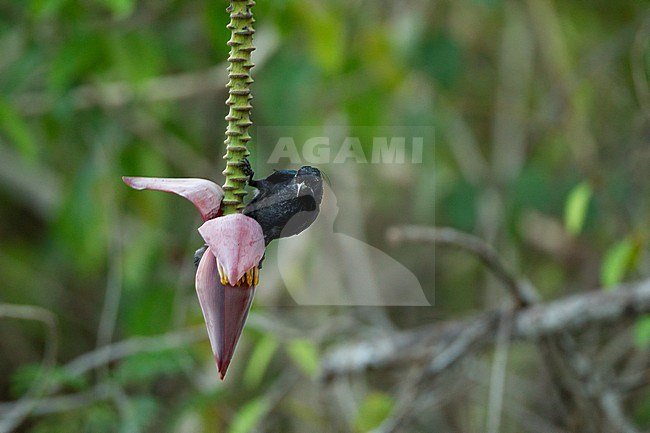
198 214 265 285
123 175 265 380
122 176 224 221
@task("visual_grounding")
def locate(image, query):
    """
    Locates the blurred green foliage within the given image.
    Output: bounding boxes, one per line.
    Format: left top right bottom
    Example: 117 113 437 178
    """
0 0 649 432
354 392 394 433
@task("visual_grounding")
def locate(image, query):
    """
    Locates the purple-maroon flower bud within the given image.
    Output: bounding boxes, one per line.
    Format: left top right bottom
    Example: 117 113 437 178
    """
123 175 265 379
195 247 256 379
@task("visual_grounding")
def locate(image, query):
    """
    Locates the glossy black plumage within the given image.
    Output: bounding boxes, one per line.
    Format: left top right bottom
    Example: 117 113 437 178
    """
243 161 323 245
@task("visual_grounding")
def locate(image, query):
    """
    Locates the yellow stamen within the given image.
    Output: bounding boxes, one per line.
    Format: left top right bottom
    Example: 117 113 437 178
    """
216 263 260 287
217 260 228 285
246 270 252 286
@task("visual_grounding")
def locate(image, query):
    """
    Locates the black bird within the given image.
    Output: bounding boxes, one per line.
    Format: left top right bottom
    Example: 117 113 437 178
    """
194 161 323 266
243 160 323 246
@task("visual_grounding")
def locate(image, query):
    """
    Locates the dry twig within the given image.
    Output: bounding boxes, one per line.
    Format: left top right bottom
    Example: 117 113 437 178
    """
321 278 650 379
387 225 538 307
0 304 58 433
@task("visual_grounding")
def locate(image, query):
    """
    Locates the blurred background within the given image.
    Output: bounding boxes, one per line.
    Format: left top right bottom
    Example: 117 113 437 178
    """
1 0 649 432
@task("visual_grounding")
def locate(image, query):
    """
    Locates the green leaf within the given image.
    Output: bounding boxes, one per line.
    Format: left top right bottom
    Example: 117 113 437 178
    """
289 2 343 74
29 0 69 18
601 238 637 290
243 334 279 389
354 392 394 433
471 0 502 7
286 339 319 378
84 404 118 433
118 396 159 433
48 33 104 94
11 364 87 398
122 285 176 336
98 0 135 17
0 42 42 94
108 32 164 84
114 350 188 385
32 402 119 433
442 180 477 232
635 316 650 350
416 32 462 90
308 11 344 74
121 225 162 291
53 161 110 272
0 100 38 161
633 391 650 427
564 181 592 236
228 398 270 433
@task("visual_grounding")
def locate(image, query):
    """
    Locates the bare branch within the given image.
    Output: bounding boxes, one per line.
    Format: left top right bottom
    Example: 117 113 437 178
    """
486 311 513 433
386 225 644 431
321 278 650 378
0 325 207 426
65 326 205 377
600 392 640 433
2 384 114 417
15 67 224 116
387 225 538 307
0 304 59 433
14 27 279 116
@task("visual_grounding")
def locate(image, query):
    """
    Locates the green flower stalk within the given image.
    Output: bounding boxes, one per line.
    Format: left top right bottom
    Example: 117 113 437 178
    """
221 0 256 215
122 0 323 381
